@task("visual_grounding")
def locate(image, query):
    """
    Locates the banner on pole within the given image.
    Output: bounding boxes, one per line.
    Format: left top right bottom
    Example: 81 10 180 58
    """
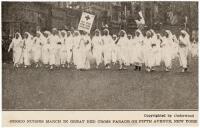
78 12 95 33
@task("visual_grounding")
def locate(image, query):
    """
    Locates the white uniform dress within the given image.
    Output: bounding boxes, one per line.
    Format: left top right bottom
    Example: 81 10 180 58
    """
92 35 103 66
117 36 129 65
178 33 190 68
9 33 23 65
55 36 62 66
132 31 144 66
76 35 87 69
102 35 113 65
41 35 50 65
66 33 74 63
23 32 33 66
48 34 60 65
143 37 154 68
191 43 198 57
126 38 133 65
72 33 81 67
161 36 173 69
111 39 118 64
153 37 162 66
60 34 68 65
84 35 92 69
171 35 179 59
32 34 43 63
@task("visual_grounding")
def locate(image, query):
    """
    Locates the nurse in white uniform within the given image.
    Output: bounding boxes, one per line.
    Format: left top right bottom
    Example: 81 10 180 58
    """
117 30 129 69
178 30 191 72
66 31 74 67
92 29 103 68
102 29 113 69
23 32 33 67
42 31 51 67
8 32 23 67
132 30 144 71
32 31 44 68
48 28 60 69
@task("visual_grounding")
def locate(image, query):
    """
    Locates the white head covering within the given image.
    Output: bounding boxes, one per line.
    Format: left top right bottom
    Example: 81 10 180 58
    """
36 31 46 41
146 31 152 37
181 30 189 36
61 30 67 37
150 29 155 34
14 32 22 40
119 29 127 37
44 31 51 36
52 28 57 31
74 30 80 36
165 30 173 38
95 29 101 36
135 29 143 37
113 34 117 38
103 29 110 36
180 30 190 41
67 31 72 37
127 34 132 38
24 32 32 39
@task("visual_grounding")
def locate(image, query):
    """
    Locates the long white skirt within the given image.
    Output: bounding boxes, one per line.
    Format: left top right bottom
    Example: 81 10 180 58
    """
118 46 127 64
32 46 42 63
49 48 55 65
93 46 103 66
67 48 72 63
145 49 155 68
178 47 188 68
161 47 173 68
76 48 87 69
54 45 61 66
103 45 112 65
191 44 198 57
73 48 79 66
132 44 144 66
111 47 118 64
23 48 31 65
13 47 23 65
154 48 161 66
60 48 67 65
42 45 50 65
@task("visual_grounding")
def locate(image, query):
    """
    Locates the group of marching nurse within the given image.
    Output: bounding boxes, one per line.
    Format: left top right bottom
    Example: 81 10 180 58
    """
8 28 197 72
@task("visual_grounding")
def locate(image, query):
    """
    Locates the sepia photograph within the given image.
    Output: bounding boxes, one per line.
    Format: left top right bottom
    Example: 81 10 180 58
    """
2 1 198 111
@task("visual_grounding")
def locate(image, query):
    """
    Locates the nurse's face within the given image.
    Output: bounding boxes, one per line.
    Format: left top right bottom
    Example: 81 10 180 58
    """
52 30 56 35
120 32 124 37
146 33 151 38
61 32 65 37
66 32 70 37
16 34 19 39
74 32 78 37
157 35 160 39
24 33 28 39
44 33 48 38
104 31 108 36
36 33 40 38
136 32 140 37
95 31 100 36
165 33 169 38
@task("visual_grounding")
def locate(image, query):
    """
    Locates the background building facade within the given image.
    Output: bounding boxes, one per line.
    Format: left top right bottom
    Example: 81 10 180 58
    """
2 1 198 38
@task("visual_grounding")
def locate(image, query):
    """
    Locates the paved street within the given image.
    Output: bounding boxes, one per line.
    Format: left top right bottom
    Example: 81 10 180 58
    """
2 57 198 110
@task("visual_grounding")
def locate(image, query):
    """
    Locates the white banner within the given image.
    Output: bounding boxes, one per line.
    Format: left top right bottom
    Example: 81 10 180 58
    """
78 12 95 33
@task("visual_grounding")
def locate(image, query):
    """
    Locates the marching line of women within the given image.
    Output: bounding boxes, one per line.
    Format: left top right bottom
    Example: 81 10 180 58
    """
8 28 198 72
